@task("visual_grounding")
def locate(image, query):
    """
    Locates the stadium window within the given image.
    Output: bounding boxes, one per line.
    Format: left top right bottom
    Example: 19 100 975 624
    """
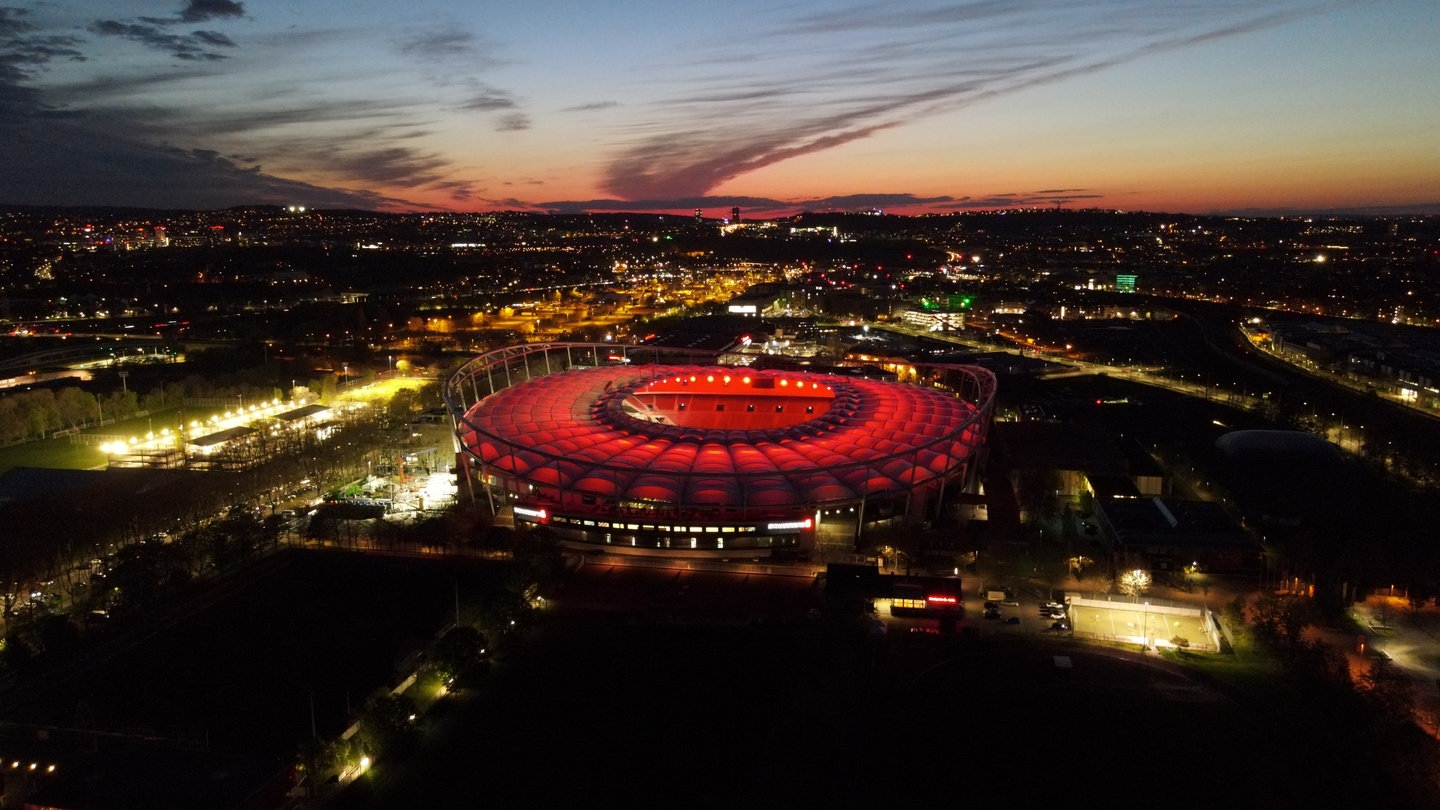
806 406 814 413
775 405 784 412
679 402 687 410
746 404 755 412
715 404 725 411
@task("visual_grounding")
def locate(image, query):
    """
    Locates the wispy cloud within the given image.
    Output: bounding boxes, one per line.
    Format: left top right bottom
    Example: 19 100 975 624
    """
394 28 492 66
495 113 530 131
0 4 448 209
0 7 86 83
458 88 517 112
561 100 620 113
392 24 525 135
598 1 1321 201
533 190 1115 216
92 0 247 62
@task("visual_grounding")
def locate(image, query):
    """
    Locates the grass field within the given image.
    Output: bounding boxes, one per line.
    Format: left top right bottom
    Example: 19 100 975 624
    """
0 435 105 474
0 406 230 475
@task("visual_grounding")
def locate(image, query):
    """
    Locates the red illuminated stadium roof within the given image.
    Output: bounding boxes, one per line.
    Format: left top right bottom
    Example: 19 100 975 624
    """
457 364 989 510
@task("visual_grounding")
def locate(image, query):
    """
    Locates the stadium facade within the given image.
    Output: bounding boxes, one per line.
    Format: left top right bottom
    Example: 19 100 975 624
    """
446 343 995 557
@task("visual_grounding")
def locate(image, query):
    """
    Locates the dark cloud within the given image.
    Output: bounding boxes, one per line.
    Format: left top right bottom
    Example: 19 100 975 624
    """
0 5 480 211
179 0 246 24
94 0 247 61
0 117 410 210
392 26 507 79
429 179 476 202
190 30 235 48
785 0 1018 36
561 101 620 113
458 90 516 112
0 7 86 83
320 147 450 189
807 193 957 209
89 19 234 61
44 68 213 99
495 113 530 131
602 116 900 200
531 190 1137 216
0 9 436 211
394 29 483 63
937 191 1107 210
537 193 960 216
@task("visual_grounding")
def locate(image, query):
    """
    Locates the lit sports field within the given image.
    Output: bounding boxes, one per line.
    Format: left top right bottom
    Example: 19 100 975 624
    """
1069 598 1215 649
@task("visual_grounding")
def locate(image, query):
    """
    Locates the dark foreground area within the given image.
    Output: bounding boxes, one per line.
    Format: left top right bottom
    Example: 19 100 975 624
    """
328 600 1440 810
2 551 487 757
5 553 1438 809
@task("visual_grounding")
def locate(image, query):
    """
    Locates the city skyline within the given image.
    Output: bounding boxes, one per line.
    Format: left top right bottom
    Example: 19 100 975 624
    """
2 0 1437 216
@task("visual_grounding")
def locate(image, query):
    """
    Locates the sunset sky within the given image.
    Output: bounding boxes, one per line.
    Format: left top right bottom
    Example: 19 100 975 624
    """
2 0 1436 216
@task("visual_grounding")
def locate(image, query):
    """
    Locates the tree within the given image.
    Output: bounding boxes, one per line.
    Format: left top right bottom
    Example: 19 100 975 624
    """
429 625 489 682
140 386 168 413
1117 568 1151 597
0 397 23 443
1014 468 1063 526
1250 592 1320 652
386 387 421 422
55 387 96 429
18 389 59 439
357 694 418 757
1359 655 1415 724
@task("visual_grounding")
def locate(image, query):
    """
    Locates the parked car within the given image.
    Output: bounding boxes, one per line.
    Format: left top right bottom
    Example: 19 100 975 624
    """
1005 616 1021 625
983 606 1002 619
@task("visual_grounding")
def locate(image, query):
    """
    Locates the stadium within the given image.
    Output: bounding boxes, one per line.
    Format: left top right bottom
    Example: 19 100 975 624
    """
445 343 996 557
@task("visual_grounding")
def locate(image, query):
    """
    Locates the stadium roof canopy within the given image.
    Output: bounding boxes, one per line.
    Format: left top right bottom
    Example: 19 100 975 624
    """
457 363 990 511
